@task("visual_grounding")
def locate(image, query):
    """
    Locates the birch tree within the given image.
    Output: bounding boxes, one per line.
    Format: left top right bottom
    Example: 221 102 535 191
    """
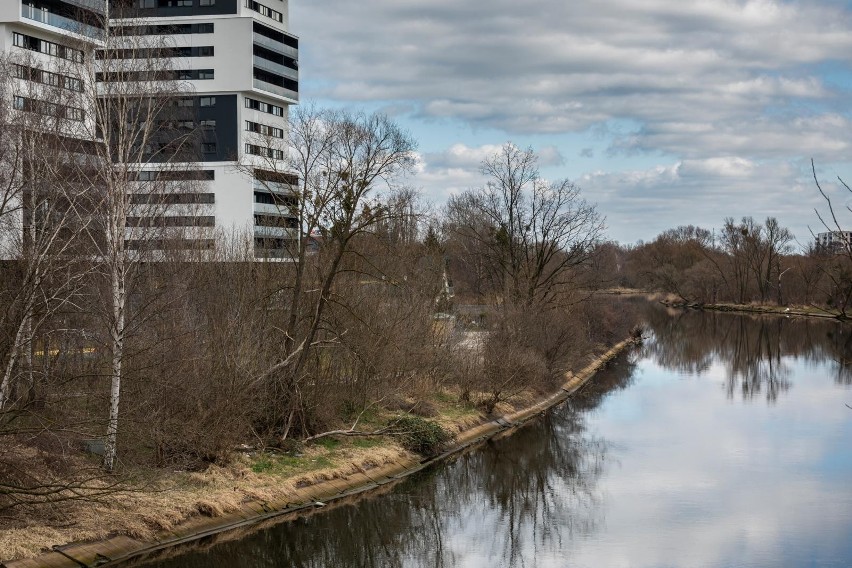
71 6 211 471
0 52 95 413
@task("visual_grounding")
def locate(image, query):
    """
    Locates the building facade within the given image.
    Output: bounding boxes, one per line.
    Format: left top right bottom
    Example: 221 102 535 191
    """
2 0 299 258
0 1 106 258
815 231 852 252
1 1 104 123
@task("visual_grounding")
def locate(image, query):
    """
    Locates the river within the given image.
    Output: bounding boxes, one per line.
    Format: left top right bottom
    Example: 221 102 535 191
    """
126 306 852 567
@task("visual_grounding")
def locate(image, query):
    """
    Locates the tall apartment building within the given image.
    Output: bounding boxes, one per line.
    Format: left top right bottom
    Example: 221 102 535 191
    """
2 0 300 258
113 0 299 258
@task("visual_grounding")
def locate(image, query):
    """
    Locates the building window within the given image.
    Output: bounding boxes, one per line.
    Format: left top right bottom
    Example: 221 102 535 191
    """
99 46 215 59
245 143 284 160
13 32 84 63
199 96 216 107
200 120 216 129
115 22 214 35
12 64 84 93
199 0 215 5
245 120 284 138
245 97 285 117
127 216 216 228
130 192 215 204
254 191 297 207
13 95 84 122
246 1 284 23
131 170 215 182
97 69 215 82
65 107 85 122
255 214 298 228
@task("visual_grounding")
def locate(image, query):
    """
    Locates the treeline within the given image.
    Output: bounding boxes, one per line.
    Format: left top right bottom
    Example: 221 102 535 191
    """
0 91 635 520
589 216 852 313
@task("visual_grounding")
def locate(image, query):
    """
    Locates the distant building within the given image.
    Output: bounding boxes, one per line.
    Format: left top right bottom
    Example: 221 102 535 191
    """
2 0 300 259
815 231 852 252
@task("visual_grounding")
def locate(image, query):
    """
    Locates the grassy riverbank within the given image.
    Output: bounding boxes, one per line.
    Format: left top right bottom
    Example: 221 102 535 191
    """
0 339 634 565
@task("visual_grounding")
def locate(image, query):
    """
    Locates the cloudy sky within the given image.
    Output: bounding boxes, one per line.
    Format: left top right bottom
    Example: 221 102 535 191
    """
290 0 852 246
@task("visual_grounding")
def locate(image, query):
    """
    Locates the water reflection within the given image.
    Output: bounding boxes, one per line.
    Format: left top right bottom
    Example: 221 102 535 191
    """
127 310 852 568
642 306 852 400
130 359 637 568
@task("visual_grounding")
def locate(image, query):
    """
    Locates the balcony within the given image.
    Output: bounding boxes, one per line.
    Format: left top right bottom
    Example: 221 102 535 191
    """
253 33 298 60
253 56 298 82
253 179 296 194
254 202 296 215
253 78 298 103
21 4 105 40
61 0 107 15
254 225 298 238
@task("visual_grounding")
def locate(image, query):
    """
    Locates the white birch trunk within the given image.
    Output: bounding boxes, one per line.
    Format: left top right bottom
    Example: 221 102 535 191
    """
103 261 126 472
0 307 32 410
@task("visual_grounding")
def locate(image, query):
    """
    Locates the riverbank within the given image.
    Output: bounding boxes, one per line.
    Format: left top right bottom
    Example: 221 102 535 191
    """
660 299 845 320
1 339 637 568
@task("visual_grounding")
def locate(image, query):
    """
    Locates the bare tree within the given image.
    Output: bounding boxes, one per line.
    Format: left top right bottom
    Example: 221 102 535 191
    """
763 217 794 304
66 6 213 471
811 160 852 317
445 143 603 308
237 106 418 442
0 51 96 413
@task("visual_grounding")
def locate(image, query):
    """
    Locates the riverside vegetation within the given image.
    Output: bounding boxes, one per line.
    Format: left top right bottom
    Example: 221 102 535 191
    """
3 36 852 559
0 87 641 560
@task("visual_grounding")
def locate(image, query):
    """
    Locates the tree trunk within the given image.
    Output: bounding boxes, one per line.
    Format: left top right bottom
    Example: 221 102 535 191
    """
103 262 126 472
0 308 32 410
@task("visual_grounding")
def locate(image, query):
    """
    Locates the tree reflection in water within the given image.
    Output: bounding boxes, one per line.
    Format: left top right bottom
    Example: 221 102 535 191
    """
129 357 637 568
642 305 852 400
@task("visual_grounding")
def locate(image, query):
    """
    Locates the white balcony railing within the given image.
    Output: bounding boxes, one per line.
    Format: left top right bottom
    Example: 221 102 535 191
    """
253 33 298 60
253 78 298 103
21 4 104 39
253 56 298 81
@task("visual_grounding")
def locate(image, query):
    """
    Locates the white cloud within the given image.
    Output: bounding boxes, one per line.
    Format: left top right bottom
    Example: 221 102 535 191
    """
292 0 852 242
294 0 852 159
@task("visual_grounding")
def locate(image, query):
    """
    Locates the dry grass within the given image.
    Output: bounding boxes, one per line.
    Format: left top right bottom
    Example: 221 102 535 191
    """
0 442 412 562
0 347 619 564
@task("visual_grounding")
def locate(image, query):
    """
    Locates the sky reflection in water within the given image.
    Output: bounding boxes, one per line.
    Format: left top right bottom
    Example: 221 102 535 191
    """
132 308 852 568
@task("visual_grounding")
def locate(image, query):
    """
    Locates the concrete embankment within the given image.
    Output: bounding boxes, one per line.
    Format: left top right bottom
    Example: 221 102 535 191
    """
2 338 636 568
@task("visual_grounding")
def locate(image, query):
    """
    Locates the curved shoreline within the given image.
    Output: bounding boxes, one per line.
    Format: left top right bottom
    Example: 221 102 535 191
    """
2 338 637 568
662 301 846 320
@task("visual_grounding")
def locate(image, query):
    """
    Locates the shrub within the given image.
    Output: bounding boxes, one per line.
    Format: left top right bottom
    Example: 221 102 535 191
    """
390 415 451 458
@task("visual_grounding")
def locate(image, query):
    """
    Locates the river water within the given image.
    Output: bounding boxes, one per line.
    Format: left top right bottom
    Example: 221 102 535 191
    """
129 307 852 567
